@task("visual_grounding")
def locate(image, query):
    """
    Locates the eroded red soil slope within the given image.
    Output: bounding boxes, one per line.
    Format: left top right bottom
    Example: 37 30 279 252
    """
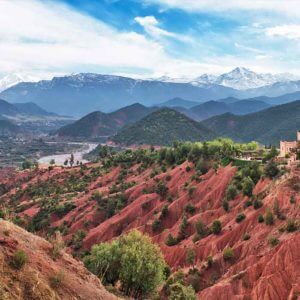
1 161 299 299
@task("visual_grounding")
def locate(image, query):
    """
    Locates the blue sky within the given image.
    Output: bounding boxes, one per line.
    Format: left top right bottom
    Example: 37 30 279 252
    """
1 0 300 78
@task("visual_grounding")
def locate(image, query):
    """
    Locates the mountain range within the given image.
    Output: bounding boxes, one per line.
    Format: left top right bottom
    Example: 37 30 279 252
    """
2 68 300 117
56 98 270 139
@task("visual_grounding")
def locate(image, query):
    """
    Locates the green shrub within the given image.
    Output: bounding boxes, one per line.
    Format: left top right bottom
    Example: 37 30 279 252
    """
155 181 169 198
286 219 298 232
223 247 234 261
195 219 209 238
11 250 28 269
244 200 252 208
207 255 213 268
268 236 279 247
211 220 222 235
186 248 196 267
265 210 274 226
236 213 246 223
253 199 263 209
166 233 178 246
160 205 169 219
169 282 196 300
152 219 161 232
188 186 196 198
242 233 251 241
290 195 296 204
49 270 65 288
222 199 229 212
178 215 189 240
226 184 237 200
187 272 201 293
264 160 279 178
185 203 196 215
71 230 86 250
258 214 264 223
242 176 254 197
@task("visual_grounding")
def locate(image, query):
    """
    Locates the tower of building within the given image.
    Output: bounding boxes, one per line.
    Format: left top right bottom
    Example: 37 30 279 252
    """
297 130 300 141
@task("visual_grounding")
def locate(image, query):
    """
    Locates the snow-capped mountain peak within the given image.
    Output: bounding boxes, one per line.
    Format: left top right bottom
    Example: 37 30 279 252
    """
0 72 41 92
151 67 299 90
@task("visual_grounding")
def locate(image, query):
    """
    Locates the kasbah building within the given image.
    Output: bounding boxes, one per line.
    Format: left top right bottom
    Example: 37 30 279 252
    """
279 131 300 165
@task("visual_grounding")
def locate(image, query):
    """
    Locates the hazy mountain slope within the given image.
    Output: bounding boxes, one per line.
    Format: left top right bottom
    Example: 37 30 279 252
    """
202 100 300 144
56 111 116 137
158 97 199 109
111 108 216 145
190 100 270 121
14 102 57 116
56 103 157 138
108 103 157 127
0 119 21 135
0 99 20 116
228 99 270 114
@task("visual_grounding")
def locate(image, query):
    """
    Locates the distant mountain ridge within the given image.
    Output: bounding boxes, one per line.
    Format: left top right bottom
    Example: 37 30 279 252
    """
56 99 271 138
160 98 271 121
201 100 300 145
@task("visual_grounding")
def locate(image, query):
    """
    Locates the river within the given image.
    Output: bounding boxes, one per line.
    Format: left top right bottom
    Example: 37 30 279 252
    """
38 142 98 166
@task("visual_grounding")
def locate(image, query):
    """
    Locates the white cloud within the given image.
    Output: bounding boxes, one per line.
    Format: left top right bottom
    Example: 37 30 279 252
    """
234 43 264 54
145 0 300 17
0 1 173 75
266 25 300 40
135 15 191 42
0 0 294 78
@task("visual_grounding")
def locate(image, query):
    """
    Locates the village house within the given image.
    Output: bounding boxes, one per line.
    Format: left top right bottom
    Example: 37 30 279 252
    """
279 131 300 165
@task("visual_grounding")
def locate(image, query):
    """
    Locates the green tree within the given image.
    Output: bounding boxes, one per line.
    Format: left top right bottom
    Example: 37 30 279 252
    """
50 159 55 166
186 248 196 269
70 153 74 167
226 184 237 200
85 230 166 298
264 160 279 178
84 240 121 284
242 176 254 197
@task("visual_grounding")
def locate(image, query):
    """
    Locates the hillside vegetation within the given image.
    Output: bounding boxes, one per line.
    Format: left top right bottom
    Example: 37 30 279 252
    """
0 138 299 298
112 108 215 145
